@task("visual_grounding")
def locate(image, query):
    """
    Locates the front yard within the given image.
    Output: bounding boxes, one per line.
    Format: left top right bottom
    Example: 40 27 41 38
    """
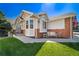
0 37 79 56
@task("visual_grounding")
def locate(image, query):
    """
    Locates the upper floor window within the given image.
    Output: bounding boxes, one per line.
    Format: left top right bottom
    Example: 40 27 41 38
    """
26 20 28 29
30 20 33 29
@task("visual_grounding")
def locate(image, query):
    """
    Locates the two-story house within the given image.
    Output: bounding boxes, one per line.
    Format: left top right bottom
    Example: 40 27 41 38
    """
14 10 76 38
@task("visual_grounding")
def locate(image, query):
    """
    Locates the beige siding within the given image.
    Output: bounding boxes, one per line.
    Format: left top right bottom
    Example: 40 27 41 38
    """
48 19 65 29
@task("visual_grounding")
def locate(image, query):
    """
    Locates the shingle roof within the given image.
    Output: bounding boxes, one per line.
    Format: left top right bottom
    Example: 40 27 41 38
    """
49 13 76 22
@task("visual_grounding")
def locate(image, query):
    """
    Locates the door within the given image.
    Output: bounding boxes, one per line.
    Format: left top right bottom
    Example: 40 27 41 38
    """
25 19 35 37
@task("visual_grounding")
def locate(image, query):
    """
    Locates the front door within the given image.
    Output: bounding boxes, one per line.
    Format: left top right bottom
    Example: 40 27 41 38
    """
25 19 35 37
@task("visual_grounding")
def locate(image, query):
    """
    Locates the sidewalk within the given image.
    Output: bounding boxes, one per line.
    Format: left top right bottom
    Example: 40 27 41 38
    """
13 35 79 43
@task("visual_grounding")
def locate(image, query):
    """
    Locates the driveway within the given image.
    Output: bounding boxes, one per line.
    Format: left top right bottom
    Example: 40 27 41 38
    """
13 34 79 43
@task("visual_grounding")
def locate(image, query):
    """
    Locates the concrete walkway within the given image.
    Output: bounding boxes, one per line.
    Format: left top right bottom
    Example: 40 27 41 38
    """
13 35 79 43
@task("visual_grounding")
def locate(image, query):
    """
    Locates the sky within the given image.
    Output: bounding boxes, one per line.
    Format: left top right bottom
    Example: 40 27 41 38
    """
0 3 79 21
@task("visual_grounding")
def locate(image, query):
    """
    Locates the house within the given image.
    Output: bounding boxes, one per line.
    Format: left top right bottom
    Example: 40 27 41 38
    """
72 16 78 29
77 22 79 30
73 22 79 32
14 10 76 38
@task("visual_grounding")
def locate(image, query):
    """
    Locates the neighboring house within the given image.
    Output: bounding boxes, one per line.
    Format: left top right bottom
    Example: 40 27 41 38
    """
72 16 78 30
77 22 79 29
73 22 79 32
14 10 76 38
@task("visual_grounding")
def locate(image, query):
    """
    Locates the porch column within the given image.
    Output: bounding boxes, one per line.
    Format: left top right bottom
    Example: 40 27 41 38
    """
35 19 39 38
70 17 73 39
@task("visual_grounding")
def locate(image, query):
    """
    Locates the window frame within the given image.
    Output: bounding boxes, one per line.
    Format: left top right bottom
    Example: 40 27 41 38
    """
30 19 33 29
26 20 28 29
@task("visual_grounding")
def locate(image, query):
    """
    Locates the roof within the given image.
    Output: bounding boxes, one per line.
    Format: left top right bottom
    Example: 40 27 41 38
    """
38 12 47 16
49 13 76 22
22 10 33 15
30 14 39 19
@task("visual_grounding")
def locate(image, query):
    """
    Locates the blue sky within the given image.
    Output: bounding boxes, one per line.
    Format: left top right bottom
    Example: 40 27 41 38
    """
0 3 79 21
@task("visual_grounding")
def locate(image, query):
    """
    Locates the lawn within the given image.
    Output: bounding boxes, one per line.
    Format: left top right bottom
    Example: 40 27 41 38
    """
0 37 79 56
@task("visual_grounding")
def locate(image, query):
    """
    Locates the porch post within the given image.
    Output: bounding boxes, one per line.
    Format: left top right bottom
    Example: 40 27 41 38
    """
70 17 73 39
35 19 39 38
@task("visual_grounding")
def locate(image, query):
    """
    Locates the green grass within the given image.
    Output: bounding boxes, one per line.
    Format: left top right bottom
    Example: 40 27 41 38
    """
0 37 79 56
36 42 79 56
0 37 44 56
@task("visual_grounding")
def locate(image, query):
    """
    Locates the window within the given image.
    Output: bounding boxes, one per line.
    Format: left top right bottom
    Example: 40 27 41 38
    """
26 20 28 29
43 21 46 29
30 20 33 29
